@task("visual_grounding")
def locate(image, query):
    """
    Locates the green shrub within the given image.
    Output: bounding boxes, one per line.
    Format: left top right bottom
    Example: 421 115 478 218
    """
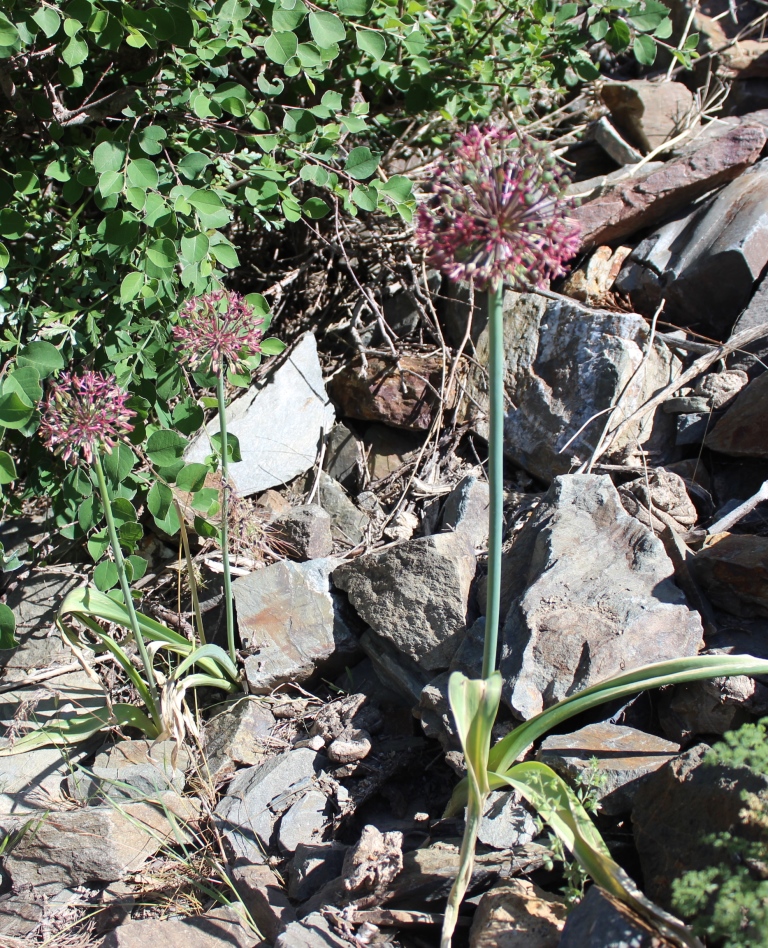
672 721 768 947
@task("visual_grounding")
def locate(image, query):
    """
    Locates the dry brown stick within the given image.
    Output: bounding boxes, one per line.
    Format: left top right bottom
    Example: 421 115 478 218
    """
708 479 768 534
591 322 768 467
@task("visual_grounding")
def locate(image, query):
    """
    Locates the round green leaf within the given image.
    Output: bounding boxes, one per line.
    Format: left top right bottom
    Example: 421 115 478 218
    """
33 7 62 38
210 242 239 269
633 33 657 65
146 429 187 467
0 241 8 270
62 34 88 66
120 271 143 302
147 480 173 519
0 603 18 651
337 0 371 13
0 450 16 485
0 210 25 240
181 232 209 263
302 197 330 219
94 560 119 591
178 152 210 181
188 189 224 213
138 125 167 155
265 30 299 64
126 158 159 190
351 184 377 211
98 170 124 197
0 13 20 47
356 28 386 59
93 140 126 173
146 238 176 270
176 462 208 492
309 11 345 46
345 146 380 180
17 340 64 377
0 390 34 429
4 367 42 404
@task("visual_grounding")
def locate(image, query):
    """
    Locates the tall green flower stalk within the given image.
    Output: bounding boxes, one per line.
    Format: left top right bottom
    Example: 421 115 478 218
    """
39 370 161 728
173 290 269 664
416 126 579 945
416 125 579 676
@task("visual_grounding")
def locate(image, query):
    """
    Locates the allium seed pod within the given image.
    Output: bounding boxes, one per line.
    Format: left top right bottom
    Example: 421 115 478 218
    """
39 370 135 465
173 290 264 376
415 126 580 291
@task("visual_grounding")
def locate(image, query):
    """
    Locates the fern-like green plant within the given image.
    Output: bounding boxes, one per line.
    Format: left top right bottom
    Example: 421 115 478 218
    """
672 720 768 947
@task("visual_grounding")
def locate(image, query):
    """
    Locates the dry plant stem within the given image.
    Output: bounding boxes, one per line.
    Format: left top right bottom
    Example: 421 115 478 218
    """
93 452 160 727
483 286 504 680
216 367 236 664
708 479 768 534
441 795 482 948
173 499 206 645
591 322 768 467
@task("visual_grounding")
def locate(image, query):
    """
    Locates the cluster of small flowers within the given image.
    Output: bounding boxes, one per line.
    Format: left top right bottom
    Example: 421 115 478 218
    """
416 126 580 291
39 370 135 465
172 290 264 375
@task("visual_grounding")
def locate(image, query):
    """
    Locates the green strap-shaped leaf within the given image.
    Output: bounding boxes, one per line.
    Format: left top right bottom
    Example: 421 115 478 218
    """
497 761 703 948
0 703 159 756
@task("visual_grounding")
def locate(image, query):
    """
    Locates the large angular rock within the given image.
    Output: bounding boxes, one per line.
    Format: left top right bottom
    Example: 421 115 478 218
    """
601 80 695 154
332 533 477 672
660 163 768 337
499 476 703 720
185 332 335 495
705 371 768 457
558 885 677 947
537 723 680 815
727 273 768 375
68 739 189 804
470 880 567 948
235 558 356 694
203 697 276 780
214 748 321 862
459 291 679 482
0 793 198 888
102 906 260 948
632 743 768 906
688 534 768 618
572 124 766 250
328 353 449 431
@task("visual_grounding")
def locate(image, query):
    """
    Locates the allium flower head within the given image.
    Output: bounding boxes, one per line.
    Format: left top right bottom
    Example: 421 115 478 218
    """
416 126 580 290
173 290 264 375
39 370 135 466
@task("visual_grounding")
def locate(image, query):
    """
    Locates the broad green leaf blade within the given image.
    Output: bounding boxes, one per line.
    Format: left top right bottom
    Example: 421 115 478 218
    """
171 643 239 682
497 762 703 948
0 603 18 649
489 654 768 776
0 450 16 485
58 586 190 648
0 703 159 756
442 672 502 948
447 655 768 817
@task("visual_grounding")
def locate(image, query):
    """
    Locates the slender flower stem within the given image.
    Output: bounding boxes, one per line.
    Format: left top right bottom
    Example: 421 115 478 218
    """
216 366 236 664
483 286 505 680
93 453 161 728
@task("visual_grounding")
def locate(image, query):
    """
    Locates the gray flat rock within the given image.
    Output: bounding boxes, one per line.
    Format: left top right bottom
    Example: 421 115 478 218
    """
185 332 335 495
236 557 355 694
499 475 703 720
215 748 320 862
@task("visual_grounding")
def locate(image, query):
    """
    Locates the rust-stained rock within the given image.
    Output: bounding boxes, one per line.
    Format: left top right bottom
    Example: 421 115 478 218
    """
537 722 680 815
689 533 768 618
469 880 568 948
328 353 453 431
695 10 768 78
560 245 632 306
572 124 766 250
706 371 768 457
601 80 695 154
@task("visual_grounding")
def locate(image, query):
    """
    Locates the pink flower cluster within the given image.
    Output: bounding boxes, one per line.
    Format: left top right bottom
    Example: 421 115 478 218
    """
416 126 580 291
39 370 135 465
173 290 264 375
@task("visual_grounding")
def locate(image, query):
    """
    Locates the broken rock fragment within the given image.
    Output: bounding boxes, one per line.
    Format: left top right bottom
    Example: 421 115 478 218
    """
333 532 476 672
460 291 679 481
601 80 695 154
499 475 703 719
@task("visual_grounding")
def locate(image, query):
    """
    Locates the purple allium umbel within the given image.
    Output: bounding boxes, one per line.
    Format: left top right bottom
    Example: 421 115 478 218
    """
416 126 580 290
173 290 264 375
39 370 135 466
